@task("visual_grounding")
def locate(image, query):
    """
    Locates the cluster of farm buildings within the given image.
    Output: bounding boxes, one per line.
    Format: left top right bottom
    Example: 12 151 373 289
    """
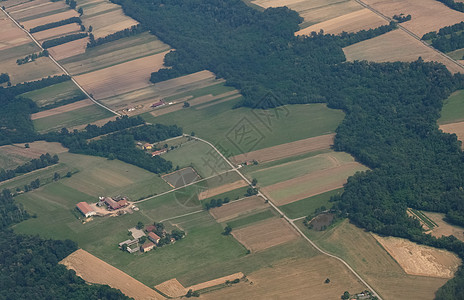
76 196 130 218
139 142 168 157
119 225 176 253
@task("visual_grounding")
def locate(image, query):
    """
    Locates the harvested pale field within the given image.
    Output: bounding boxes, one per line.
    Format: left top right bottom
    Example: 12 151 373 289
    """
74 51 168 99
209 196 268 223
252 0 362 28
425 212 464 242
60 249 165 300
0 141 67 169
10 1 68 21
297 8 387 36
33 23 82 42
70 115 118 131
82 9 138 38
363 0 464 37
372 234 461 278
440 121 464 149
0 14 30 50
187 272 244 291
344 30 464 74
154 279 187 298
3 0 34 8
1 56 63 85
48 37 89 61
31 99 93 120
230 133 334 164
6 0 50 13
232 218 299 252
198 180 248 200
263 162 368 205
21 10 79 31
0 42 40 62
200 256 365 300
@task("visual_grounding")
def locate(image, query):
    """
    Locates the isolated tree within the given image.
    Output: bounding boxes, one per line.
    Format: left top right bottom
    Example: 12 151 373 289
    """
325 278 330 284
88 25 93 32
121 244 128 252
24 143 29 148
183 101 190 108
78 7 83 16
53 172 60 181
251 178 258 186
136 221 144 230
222 225 232 235
66 171 72 178
341 291 350 300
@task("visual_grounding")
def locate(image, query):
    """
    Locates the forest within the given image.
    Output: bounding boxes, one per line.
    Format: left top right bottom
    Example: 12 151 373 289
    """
0 153 59 183
112 0 464 297
422 21 464 52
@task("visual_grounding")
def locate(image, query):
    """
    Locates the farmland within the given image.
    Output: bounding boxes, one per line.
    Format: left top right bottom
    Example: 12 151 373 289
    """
297 219 454 300
19 80 86 108
0 141 66 169
423 211 464 242
209 196 269 223
280 188 343 219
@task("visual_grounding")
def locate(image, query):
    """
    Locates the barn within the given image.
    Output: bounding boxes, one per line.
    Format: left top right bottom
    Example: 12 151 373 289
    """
76 202 96 218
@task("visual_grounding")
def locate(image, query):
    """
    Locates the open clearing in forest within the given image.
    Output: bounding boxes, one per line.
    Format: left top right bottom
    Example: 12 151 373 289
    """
60 249 166 300
0 141 67 169
424 212 464 242
440 121 464 149
154 279 187 298
48 37 89 61
439 90 464 124
297 8 387 36
209 196 268 223
262 160 367 206
0 14 31 50
200 256 364 300
74 51 169 100
230 133 334 164
21 10 79 31
31 99 93 120
372 234 461 278
33 23 82 42
343 30 464 74
198 180 248 200
232 218 299 252
251 0 363 29
362 0 464 37
298 219 453 300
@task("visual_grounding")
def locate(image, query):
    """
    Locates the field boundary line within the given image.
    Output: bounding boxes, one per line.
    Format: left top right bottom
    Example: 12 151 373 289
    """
0 8 120 116
190 135 383 300
353 0 464 72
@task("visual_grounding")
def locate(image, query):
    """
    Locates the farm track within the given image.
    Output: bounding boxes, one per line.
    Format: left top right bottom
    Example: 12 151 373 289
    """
0 7 120 116
353 0 464 72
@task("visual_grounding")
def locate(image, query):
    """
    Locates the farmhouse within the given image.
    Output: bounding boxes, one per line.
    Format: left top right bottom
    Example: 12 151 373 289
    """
143 143 153 150
101 196 129 210
151 100 165 108
145 225 157 232
141 242 155 252
148 232 161 244
152 149 167 156
76 202 96 218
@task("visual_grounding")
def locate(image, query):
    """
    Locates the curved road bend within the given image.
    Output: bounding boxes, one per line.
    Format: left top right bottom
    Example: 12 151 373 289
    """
354 0 464 72
191 136 383 300
0 8 120 116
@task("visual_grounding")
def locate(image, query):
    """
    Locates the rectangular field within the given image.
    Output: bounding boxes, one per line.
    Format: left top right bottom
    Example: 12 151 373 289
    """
0 13 31 50
1 56 64 85
31 99 94 120
198 180 247 200
209 196 269 223
0 141 67 169
21 10 79 31
162 167 201 188
81 6 138 38
73 51 169 100
279 188 343 219
19 80 86 108
32 23 82 42
10 1 69 22
47 37 89 61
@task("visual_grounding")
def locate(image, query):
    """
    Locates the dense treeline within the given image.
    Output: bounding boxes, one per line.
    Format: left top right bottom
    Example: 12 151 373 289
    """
29 17 82 33
86 24 144 48
431 33 464 52
0 153 59 183
112 0 464 297
0 73 9 84
435 0 464 12
42 32 88 49
16 50 49 65
0 189 28 229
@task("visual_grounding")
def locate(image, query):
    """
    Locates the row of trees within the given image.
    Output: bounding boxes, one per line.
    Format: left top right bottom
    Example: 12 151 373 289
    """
86 24 144 48
42 32 88 49
29 17 82 33
0 153 59 183
16 50 49 65
204 197 230 210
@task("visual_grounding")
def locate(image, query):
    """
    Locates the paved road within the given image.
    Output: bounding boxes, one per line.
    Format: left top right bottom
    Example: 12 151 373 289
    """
354 0 464 72
190 136 383 300
1 8 120 116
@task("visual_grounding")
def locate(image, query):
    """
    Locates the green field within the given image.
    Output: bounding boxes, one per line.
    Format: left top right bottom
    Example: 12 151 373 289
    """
33 104 114 132
247 151 355 187
439 89 464 124
447 48 464 60
226 209 276 229
19 80 86 107
162 139 232 178
0 42 40 61
60 32 170 75
279 188 342 219
142 100 345 156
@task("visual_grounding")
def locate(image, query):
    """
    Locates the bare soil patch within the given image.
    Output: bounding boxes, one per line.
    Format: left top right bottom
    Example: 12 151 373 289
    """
31 99 93 120
425 212 464 242
60 249 165 300
154 279 187 298
440 121 464 149
48 37 89 61
200 256 365 300
297 8 387 36
33 23 82 42
0 14 30 50
362 0 464 37
21 10 79 31
188 273 244 291
232 218 299 252
209 196 268 223
230 133 334 165
344 30 464 74
74 51 168 99
198 180 248 200
372 234 461 278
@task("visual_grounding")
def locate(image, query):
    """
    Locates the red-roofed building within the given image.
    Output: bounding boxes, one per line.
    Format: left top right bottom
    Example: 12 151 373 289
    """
152 149 167 157
76 202 96 218
145 225 156 232
141 242 155 252
103 197 129 210
151 100 165 108
148 232 161 244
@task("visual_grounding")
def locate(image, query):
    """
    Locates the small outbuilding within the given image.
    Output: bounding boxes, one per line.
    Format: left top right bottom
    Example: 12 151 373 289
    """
76 202 96 218
141 242 155 252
